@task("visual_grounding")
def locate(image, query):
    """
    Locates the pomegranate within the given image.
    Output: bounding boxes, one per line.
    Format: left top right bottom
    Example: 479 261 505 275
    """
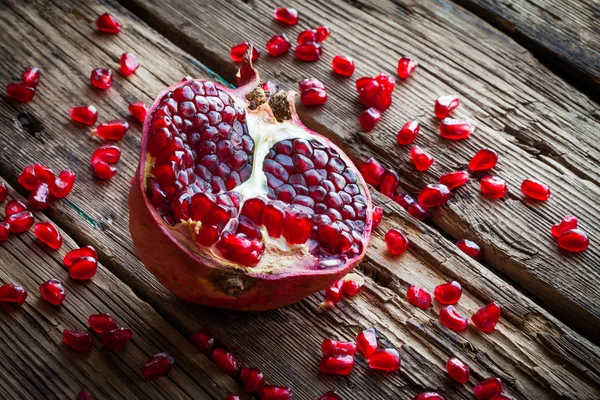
128 49 372 311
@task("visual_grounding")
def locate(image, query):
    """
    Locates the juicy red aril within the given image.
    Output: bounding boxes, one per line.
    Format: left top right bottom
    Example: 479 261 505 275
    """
469 149 498 171
434 95 459 119
258 385 292 400
520 178 550 201
0 181 7 202
480 176 507 199
343 277 362 296
40 279 65 306
360 158 385 186
418 184 450 208
317 391 343 400
414 393 444 400
359 107 381 131
315 26 330 42
93 161 117 179
70 106 98 126
90 67 113 90
385 229 409 256
472 302 501 333
143 353 175 380
393 192 415 209
91 145 121 180
129 101 148 123
397 57 418 79
372 206 383 228
0 284 27 305
50 169 76 198
456 239 482 261
446 357 470 383
94 120 129 140
300 88 327 105
5 199 27 216
434 281 462 304
356 73 395 112
22 66 40 87
295 42 322 61
212 348 241 376
64 245 98 267
397 121 419 145
325 278 344 303
216 231 264 266
33 222 62 250
440 118 473 140
320 355 354 375
368 348 401 372
7 211 34 233
120 52 139 77
439 305 468 331
410 146 434 171
88 313 118 333
240 367 264 392
101 327 133 350
551 215 578 238
558 229 589 252
379 170 400 197
356 328 377 357
321 338 357 356
69 256 98 280
0 222 9 242
189 328 216 355
28 183 50 210
62 330 93 352
230 42 260 62
6 82 35 102
34 163 55 184
240 198 266 224
18 166 38 190
96 13 121 33
266 34 291 56
332 55 355 77
473 377 504 399
297 29 317 44
440 170 469 190
406 285 432 309
299 77 325 92
273 7 299 25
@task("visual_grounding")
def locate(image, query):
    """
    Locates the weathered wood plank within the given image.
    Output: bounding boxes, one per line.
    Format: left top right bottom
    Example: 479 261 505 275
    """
0 181 245 400
115 0 600 339
0 1 599 399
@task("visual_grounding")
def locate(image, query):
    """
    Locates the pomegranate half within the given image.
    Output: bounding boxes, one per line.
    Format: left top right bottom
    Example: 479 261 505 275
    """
129 49 372 310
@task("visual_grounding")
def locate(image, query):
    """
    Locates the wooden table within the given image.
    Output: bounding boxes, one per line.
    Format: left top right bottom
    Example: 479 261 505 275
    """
1 0 599 398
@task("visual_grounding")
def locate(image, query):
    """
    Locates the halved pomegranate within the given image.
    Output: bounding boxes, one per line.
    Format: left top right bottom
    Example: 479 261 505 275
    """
129 48 372 310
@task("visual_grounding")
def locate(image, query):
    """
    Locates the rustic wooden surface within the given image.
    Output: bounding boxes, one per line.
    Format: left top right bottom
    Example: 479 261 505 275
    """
0 0 599 399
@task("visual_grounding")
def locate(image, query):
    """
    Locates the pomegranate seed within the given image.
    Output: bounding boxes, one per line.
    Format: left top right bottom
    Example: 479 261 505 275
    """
558 229 589 252
300 88 327 105
0 182 7 202
88 313 118 333
332 55 355 77
343 274 363 296
28 183 50 210
297 29 317 44
520 178 550 201
40 279 65 306
473 377 504 399
240 197 266 224
7 211 34 233
120 52 139 77
62 330 93 352
379 170 400 197
258 385 292 400
440 170 469 190
0 284 27 305
69 106 98 126
456 239 483 260
189 328 216 355
69 256 98 280
360 158 385 186
230 42 260 62
397 121 420 145
406 285 432 309
225 396 240 400
446 357 470 383
240 367 265 392
434 281 462 304
368 348 401 372
397 57 418 79
356 74 395 111
393 192 414 209
359 107 381 131
372 206 383 228
18 166 38 190
472 302 501 333
64 245 98 267
440 118 473 140
295 42 322 61
298 78 325 92
93 161 117 179
6 199 27 217
91 145 121 179
22 66 40 87
414 393 444 400
96 13 121 33
385 228 409 256
317 391 343 400
434 95 459 119
439 305 469 331
320 355 354 375
266 34 291 56
273 7 299 25
6 82 35 102
33 222 62 250
408 203 431 220
93 120 129 140
0 222 9 242
143 353 175 380
34 164 55 184
410 146 434 171
321 338 357 356
551 215 578 238
480 176 507 199
315 26 330 41
129 101 148 123
101 327 133 350
50 169 76 198
469 149 498 171
212 348 241 376
325 278 344 303
356 328 377 357
90 67 113 90
418 184 451 208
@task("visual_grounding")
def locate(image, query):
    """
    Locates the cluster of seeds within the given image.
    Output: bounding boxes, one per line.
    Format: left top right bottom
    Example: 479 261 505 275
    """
5 66 39 102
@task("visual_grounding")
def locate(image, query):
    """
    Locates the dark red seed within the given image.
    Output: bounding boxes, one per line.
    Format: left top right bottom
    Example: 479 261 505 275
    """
321 338 357 356
551 215 578 238
18 166 38 190
33 222 62 250
439 305 469 331
434 95 459 119
0 284 27 305
212 348 241 376
6 82 35 102
94 120 129 140
379 170 400 197
7 211 34 233
88 313 118 333
120 52 139 77
230 42 261 62
28 182 50 210
434 281 462 304
101 327 133 350
69 256 98 280
40 279 66 306
558 229 589 252
440 170 469 190
372 206 383 229
0 182 8 203
240 367 265 392
343 276 363 296
446 357 470 383
33 164 55 184
50 169 76 198
472 302 501 333
5 199 27 217
473 377 504 399
297 29 317 44
315 26 330 42
410 146 434 171
325 278 344 304
356 328 377 357
360 158 385 186
406 285 432 309
469 149 498 171
300 88 327 105
397 57 418 79
418 184 451 208
262 203 284 238
368 348 401 372
298 77 325 92
258 385 292 400
0 222 9 242
240 197 266 224
359 107 381 131
332 55 355 77
520 178 550 201
90 67 113 90
142 353 175 380
94 162 117 180
385 228 409 256
440 118 473 140
273 7 299 25
414 393 444 400
91 145 121 167
320 355 354 375
480 176 507 199
456 239 483 261
266 34 291 56
295 42 322 61
189 328 216 356
408 203 431 220
397 121 419 145
356 74 394 111
62 330 93 352
22 66 40 87
76 390 91 400
70 106 98 126
317 390 343 400
96 13 121 34
129 101 148 123
64 246 98 267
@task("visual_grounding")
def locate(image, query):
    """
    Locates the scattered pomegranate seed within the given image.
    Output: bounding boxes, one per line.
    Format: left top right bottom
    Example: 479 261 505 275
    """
62 330 93 352
380 169 400 196
129 101 148 123
90 67 113 90
356 73 395 111
298 77 325 92
69 256 98 280
143 353 175 380
440 170 469 190
50 169 76 198
5 200 27 217
410 146 434 171
342 274 364 296
93 120 129 140
446 357 470 383
359 107 381 131
372 206 383 228
300 88 327 105
120 52 139 77
0 284 27 305
439 305 469 331
456 239 483 261
472 302 501 333
406 285 432 309
64 245 98 267
69 106 98 126
77 390 91 400
385 229 409 256
368 348 401 372
325 278 344 303
40 279 66 306
28 183 50 210
22 66 40 87
88 313 118 333
332 55 355 77
33 222 62 250
414 393 444 400
360 158 385 186
34 164 55 184
440 118 473 140
356 328 377 357
18 166 38 190
408 203 431 220
295 42 322 61
520 178 550 201
397 57 418 79
320 355 354 375
418 184 451 208
297 29 318 44
315 26 330 41
240 367 265 392
434 95 459 119
258 385 292 400
0 182 7 202
101 327 133 350
91 145 121 180
230 42 261 62
469 149 498 171
321 338 357 356
212 348 241 376
96 13 122 34
551 215 578 238
434 281 462 304
397 121 419 145
558 229 589 252
317 391 343 400
473 377 504 399
7 211 34 233
266 34 291 56
480 176 507 199
0 222 9 242
6 82 35 102
273 7 299 25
